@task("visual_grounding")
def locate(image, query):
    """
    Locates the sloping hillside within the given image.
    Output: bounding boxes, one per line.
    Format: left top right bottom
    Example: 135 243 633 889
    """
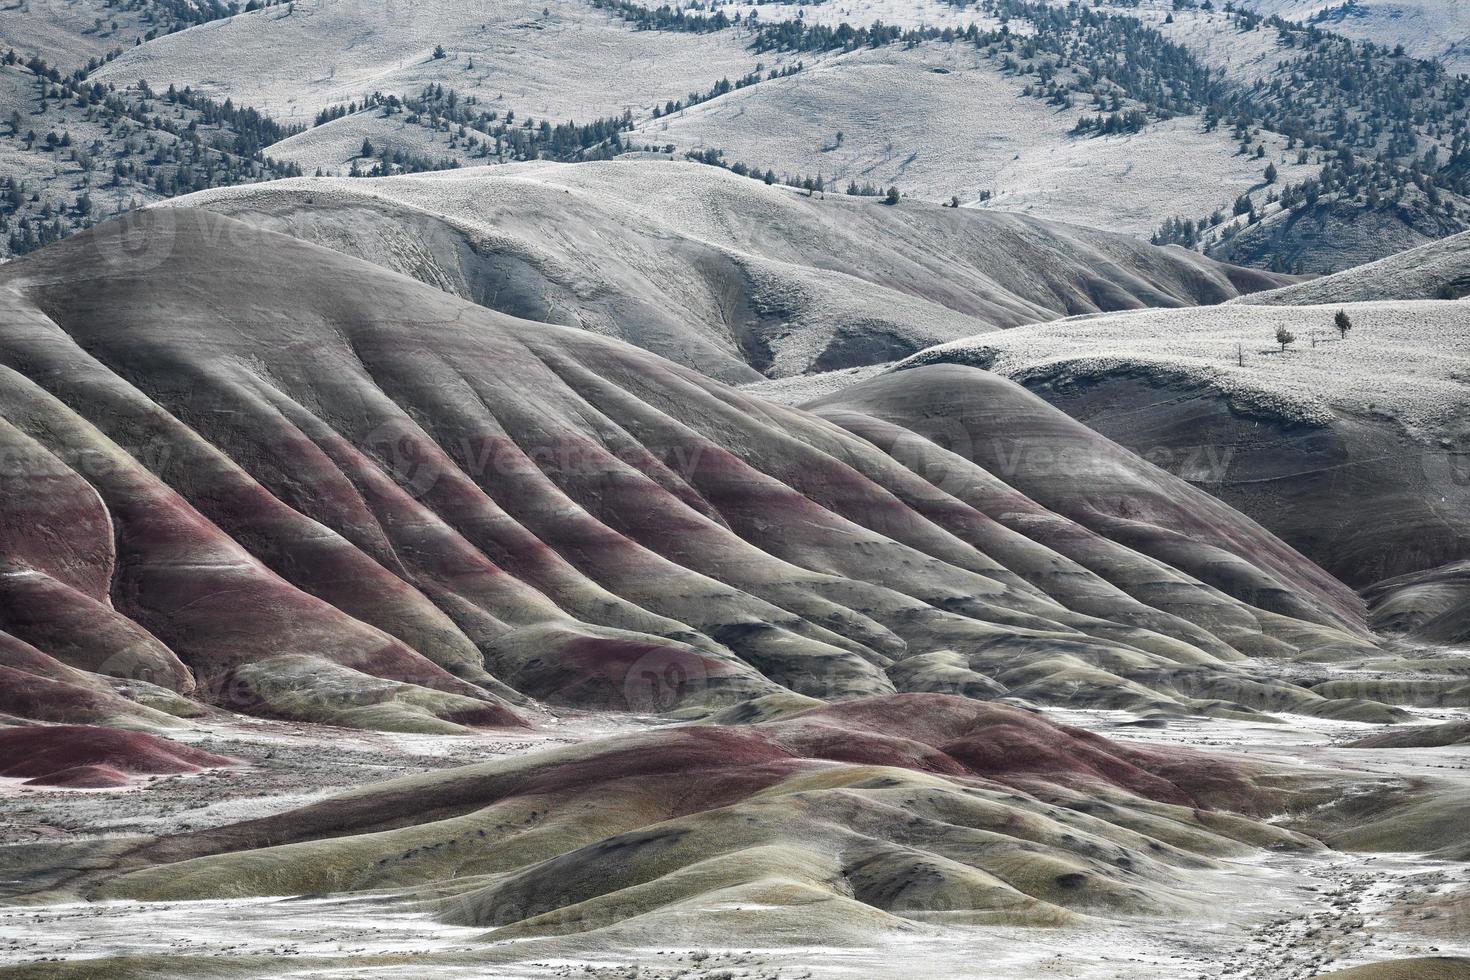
1365 560 1470 643
5 0 1466 274
179 160 1287 380
90 0 778 126
0 60 301 259
1242 0 1470 74
1234 230 1470 305
0 208 1401 736
898 300 1470 587
0 0 215 67
633 41 1315 236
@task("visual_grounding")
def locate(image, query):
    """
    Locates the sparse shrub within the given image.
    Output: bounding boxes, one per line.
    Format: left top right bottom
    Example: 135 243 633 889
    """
432 44 446 59
884 185 900 205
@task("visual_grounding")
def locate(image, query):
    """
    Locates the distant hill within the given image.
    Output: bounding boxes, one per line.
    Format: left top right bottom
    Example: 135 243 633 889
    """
178 160 1287 382
0 57 300 258
6 0 1470 272
898 299 1470 586
1234 229 1470 305
1242 0 1470 74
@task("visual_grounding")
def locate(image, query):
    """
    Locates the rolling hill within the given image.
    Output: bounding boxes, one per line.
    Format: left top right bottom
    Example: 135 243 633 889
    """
89 0 777 127
1233 229 1470 305
1242 0 1470 73
3 2 1470 977
629 39 1317 237
0 206 1406 737
6 0 1469 274
23 694 1333 947
897 300 1470 592
177 160 1288 381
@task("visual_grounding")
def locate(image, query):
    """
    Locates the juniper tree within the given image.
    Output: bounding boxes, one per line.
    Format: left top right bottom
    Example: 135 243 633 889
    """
1276 325 1296 351
1334 309 1352 338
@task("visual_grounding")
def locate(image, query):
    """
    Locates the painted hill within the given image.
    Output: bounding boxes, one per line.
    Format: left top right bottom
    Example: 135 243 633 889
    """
0 208 1403 735
1347 718 1470 749
29 694 1329 942
178 160 1288 381
0 725 241 788
1364 560 1470 643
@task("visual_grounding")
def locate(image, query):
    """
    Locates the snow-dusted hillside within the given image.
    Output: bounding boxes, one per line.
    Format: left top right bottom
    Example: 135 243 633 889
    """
1 0 1455 269
0 62 299 258
638 41 1314 235
686 0 999 31
1234 230 1470 305
897 299 1470 584
1148 4 1299 84
265 107 478 176
902 300 1470 431
1 0 172 66
91 0 782 126
1243 0 1470 74
65 0 1308 241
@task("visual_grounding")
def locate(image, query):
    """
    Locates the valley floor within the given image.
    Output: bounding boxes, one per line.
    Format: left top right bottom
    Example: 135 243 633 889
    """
0 714 643 851
3 696 1466 980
